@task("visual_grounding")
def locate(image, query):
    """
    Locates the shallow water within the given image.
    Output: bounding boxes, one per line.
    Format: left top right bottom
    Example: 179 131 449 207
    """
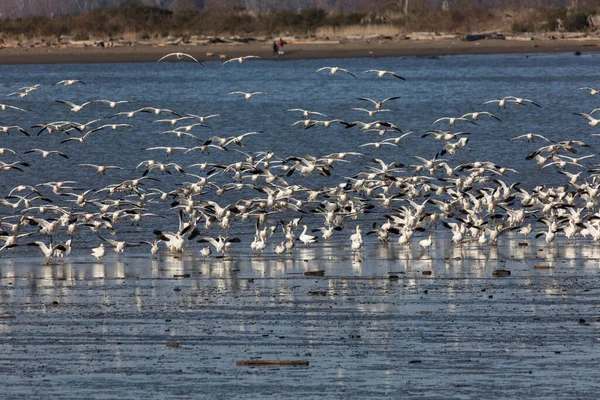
1 53 600 398
1 242 599 399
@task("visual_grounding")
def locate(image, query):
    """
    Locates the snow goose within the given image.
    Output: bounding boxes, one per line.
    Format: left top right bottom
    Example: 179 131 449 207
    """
157 52 203 65
315 66 356 78
356 96 400 110
91 243 105 262
362 69 405 80
27 241 66 264
299 225 318 246
222 55 260 65
56 79 85 86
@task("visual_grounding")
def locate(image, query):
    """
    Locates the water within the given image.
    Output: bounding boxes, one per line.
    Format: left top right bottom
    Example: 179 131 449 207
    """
1 53 600 398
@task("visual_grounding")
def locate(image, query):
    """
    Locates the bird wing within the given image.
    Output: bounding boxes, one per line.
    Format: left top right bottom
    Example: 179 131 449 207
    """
356 97 376 105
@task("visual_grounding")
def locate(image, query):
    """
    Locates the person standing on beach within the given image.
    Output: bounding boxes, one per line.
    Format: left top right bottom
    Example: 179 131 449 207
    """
273 41 278 56
278 38 284 55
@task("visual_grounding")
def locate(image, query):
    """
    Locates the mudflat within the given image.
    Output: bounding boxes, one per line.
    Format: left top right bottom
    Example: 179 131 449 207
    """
0 35 598 64
1 247 598 399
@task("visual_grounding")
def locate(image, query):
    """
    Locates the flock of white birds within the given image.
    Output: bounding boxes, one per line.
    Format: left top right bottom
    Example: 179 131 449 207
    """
1 53 600 265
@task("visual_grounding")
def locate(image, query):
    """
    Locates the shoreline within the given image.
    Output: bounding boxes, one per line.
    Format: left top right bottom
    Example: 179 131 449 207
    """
0 36 598 64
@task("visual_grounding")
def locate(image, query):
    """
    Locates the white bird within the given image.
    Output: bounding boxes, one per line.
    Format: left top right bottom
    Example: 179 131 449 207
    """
312 226 342 239
483 98 508 108
27 241 67 264
441 137 469 156
55 100 92 112
141 240 161 258
0 125 30 136
91 243 105 262
418 234 433 251
356 96 400 110
24 148 69 159
574 112 600 127
228 91 265 100
92 99 133 108
222 55 260 65
145 146 189 155
306 119 352 129
200 246 212 258
85 123 133 134
578 87 600 95
197 235 241 254
299 225 318 246
315 66 356 78
274 241 286 255
432 116 476 126
287 108 329 119
351 236 363 255
511 133 554 143
54 239 72 258
0 103 27 112
56 79 85 86
350 225 364 255
154 231 185 253
79 164 123 174
157 52 202 64
351 108 392 117
358 139 398 150
505 96 541 107
183 113 221 123
362 69 405 80
460 111 501 122
100 236 141 253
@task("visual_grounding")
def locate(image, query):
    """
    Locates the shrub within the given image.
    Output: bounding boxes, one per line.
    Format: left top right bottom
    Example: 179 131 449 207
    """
512 21 535 32
564 9 593 31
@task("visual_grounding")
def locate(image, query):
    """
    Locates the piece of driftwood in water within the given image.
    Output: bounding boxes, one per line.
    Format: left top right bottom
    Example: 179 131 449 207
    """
304 270 325 276
236 360 309 367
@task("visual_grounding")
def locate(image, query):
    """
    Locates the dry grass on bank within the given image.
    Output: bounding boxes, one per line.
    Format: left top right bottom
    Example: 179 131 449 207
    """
0 3 596 45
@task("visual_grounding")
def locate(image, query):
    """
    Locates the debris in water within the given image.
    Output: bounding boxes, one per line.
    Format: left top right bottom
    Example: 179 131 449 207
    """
304 270 325 276
236 360 309 367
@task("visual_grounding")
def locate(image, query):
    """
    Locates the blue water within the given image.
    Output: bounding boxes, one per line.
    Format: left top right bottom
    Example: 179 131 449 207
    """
1 53 600 399
0 52 600 257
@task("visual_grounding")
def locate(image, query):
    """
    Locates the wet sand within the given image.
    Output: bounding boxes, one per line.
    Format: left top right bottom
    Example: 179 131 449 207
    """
1 240 598 398
0 36 599 64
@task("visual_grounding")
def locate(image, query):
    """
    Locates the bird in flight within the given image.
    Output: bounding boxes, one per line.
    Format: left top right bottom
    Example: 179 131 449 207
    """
222 56 260 65
56 79 85 86
362 70 405 80
315 67 356 78
157 52 203 65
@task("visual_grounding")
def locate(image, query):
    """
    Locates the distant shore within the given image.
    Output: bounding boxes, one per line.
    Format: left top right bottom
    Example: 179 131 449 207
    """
0 35 598 64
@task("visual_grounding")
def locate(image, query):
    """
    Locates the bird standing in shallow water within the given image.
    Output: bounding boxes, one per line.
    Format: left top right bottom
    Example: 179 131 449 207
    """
91 243 105 263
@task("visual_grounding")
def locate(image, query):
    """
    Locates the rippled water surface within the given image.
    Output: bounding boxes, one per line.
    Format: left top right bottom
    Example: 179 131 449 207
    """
0 53 599 398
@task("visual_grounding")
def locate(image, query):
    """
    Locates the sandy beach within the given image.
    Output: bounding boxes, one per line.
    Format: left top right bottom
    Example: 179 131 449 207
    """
0 35 599 64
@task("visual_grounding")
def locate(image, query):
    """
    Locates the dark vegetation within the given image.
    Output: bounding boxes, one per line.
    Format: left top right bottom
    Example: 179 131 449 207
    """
0 2 596 41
